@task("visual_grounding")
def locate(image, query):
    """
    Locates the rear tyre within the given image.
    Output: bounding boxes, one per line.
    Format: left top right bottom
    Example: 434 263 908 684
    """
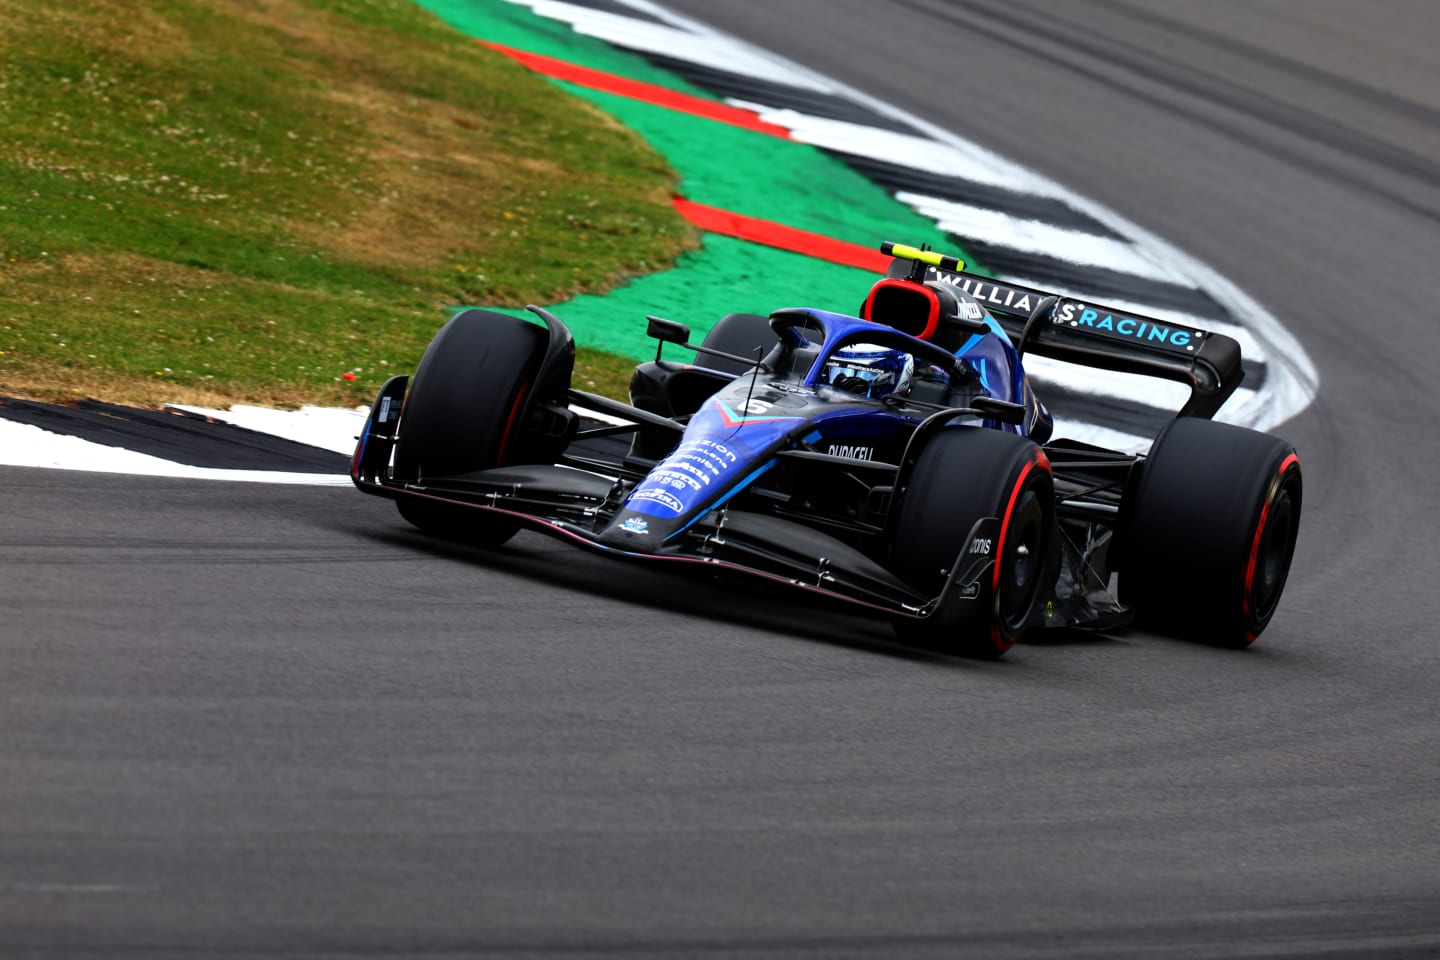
393 310 551 546
890 428 1053 658
1118 417 1302 646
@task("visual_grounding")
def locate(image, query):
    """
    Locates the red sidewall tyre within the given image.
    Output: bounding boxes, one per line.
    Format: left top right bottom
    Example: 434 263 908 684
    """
395 310 547 480
1118 417 1302 646
393 311 551 545
890 428 1053 658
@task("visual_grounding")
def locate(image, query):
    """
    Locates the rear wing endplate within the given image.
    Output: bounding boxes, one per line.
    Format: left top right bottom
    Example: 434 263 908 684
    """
890 257 1245 419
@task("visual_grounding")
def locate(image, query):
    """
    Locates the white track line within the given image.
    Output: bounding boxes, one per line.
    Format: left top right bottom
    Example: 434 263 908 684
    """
897 192 1198 287
515 1 833 90
167 404 368 455
732 102 1051 194
0 417 351 484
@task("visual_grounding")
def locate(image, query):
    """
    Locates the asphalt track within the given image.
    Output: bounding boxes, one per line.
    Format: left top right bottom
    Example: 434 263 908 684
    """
3 1 1439 956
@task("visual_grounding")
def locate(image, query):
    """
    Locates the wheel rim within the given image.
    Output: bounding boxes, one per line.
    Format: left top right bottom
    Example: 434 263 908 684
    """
998 491 1045 634
1250 483 1297 623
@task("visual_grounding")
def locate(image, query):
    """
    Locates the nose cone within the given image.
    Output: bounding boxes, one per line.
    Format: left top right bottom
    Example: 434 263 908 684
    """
596 509 672 553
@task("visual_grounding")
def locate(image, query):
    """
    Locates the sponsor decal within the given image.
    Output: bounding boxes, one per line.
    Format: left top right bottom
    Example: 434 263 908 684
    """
378 396 393 423
955 299 985 320
626 437 745 516
676 452 722 477
931 268 1204 352
651 437 744 492
669 460 712 486
670 438 738 477
932 270 1037 315
649 469 703 492
629 488 685 513
1052 302 1196 349
969 537 993 555
621 516 649 534
826 443 874 461
696 438 738 462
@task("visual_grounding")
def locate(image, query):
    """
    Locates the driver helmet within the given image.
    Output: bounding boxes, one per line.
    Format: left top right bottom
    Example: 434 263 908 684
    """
823 343 914 399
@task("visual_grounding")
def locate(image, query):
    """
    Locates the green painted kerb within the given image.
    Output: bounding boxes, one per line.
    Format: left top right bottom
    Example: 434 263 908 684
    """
562 86 949 245
414 0 978 353
420 0 720 95
520 235 886 359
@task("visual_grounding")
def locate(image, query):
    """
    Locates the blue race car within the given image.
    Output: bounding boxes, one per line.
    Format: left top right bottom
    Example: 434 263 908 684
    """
352 243 1302 657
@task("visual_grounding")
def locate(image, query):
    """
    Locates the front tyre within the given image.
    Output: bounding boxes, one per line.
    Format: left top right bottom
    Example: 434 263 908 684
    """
1118 417 1302 646
393 310 555 546
890 428 1054 658
396 497 521 547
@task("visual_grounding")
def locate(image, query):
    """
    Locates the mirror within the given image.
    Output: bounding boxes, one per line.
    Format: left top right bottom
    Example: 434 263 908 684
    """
646 315 692 345
971 395 1027 425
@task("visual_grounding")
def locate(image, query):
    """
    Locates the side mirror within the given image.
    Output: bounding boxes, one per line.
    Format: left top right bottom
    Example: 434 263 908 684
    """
643 314 767 371
646 315 692 345
970 395 1027 425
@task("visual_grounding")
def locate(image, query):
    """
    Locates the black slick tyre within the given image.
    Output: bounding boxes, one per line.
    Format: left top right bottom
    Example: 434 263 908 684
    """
1118 417 1302 646
393 310 550 546
697 313 775 375
890 428 1053 658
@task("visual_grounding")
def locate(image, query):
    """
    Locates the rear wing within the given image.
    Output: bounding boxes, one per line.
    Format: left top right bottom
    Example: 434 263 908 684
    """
882 244 1244 419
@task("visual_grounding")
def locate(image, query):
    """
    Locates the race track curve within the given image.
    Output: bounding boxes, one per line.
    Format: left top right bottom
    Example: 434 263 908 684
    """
3 1 1438 956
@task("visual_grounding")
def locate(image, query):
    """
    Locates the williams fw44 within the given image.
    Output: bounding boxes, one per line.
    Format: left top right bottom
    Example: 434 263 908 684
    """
353 243 1303 658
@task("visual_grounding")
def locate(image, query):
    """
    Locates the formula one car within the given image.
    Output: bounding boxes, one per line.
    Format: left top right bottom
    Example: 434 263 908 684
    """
352 242 1302 657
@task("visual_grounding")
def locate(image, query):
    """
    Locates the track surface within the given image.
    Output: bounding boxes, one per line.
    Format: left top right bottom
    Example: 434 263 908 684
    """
3 2 1438 956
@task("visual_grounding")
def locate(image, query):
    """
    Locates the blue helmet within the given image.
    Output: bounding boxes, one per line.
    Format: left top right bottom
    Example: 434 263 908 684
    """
823 343 914 399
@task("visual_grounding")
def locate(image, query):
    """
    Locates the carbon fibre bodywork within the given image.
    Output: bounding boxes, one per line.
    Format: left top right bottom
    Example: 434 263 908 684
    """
350 258 1231 632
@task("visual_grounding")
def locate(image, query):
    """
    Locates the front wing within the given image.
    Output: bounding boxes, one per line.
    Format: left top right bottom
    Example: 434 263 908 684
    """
352 376 1002 622
357 461 1011 622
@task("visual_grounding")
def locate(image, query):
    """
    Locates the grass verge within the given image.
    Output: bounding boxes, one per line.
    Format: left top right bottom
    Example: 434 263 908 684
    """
0 0 695 407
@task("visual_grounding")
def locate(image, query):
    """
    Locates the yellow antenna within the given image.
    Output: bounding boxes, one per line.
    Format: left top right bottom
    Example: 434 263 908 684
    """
880 241 966 273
